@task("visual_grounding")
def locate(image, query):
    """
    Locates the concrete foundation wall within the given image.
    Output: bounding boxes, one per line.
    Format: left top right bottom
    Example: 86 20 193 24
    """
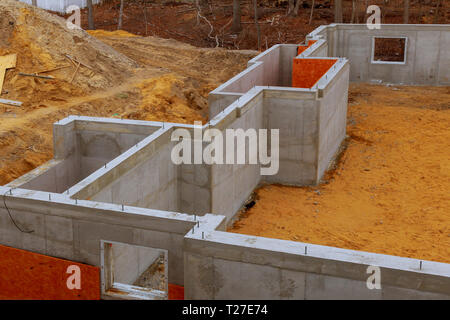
315 24 450 85
110 242 162 285
0 186 195 286
264 90 319 185
6 117 160 195
210 91 264 222
178 161 211 216
184 220 450 300
317 62 350 179
88 138 178 212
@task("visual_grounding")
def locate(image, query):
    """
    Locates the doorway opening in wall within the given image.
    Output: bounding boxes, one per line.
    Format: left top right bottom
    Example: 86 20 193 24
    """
100 241 168 300
371 37 407 64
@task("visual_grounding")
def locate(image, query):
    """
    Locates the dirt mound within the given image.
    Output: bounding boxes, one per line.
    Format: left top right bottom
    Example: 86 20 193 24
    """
0 0 137 106
0 24 255 186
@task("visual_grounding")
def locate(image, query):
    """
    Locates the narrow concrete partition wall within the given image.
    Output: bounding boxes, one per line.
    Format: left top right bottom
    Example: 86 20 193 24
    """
307 24 450 85
6 116 160 194
209 44 298 119
264 89 319 185
184 218 450 300
108 241 164 286
0 185 196 287
316 61 350 179
209 88 264 222
69 126 179 212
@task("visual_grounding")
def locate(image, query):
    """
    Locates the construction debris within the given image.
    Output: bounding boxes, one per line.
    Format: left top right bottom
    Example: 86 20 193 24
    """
69 62 81 83
18 72 55 80
37 65 71 74
0 98 22 107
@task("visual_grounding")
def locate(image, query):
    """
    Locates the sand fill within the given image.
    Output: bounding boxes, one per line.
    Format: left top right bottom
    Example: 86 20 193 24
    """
229 83 450 264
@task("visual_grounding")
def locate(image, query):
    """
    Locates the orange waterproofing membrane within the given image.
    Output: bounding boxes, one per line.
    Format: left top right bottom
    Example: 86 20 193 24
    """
297 40 317 55
292 58 338 88
0 244 100 300
169 284 184 300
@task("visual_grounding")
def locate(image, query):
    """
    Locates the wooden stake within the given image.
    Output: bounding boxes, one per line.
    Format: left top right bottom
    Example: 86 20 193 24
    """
70 62 81 83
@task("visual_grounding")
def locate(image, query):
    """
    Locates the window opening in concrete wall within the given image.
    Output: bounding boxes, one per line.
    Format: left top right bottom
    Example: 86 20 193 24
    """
372 37 407 64
101 241 168 300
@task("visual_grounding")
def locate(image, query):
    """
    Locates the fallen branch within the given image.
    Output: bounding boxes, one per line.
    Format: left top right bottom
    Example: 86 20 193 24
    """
18 72 55 80
196 3 219 47
70 62 81 83
37 65 71 74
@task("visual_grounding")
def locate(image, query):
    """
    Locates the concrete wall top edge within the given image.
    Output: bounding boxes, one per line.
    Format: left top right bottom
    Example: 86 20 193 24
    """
186 228 450 279
330 23 450 30
297 39 327 58
5 159 63 189
212 61 264 94
316 59 350 91
0 185 199 228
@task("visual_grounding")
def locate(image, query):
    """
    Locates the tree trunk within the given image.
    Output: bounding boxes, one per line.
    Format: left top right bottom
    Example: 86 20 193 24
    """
334 0 343 23
433 0 442 24
309 0 315 24
418 0 423 23
32 0 37 6
87 0 95 30
293 0 301 16
287 0 295 15
351 0 356 23
118 0 124 30
254 0 261 51
363 0 369 23
403 0 410 24
231 0 242 33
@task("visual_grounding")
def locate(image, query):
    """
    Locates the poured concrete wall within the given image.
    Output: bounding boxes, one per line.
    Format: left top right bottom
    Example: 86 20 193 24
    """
184 219 450 300
0 186 195 286
87 138 178 212
317 62 350 179
264 89 319 185
313 24 450 85
7 117 159 195
110 242 162 285
178 162 211 215
210 90 264 222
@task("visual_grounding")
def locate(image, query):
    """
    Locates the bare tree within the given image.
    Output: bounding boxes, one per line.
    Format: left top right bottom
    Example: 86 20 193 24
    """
335 0 343 23
293 0 301 16
309 0 315 24
231 0 242 33
87 0 95 30
118 0 124 30
403 0 410 23
32 0 37 6
254 0 261 51
287 0 295 15
362 0 369 23
351 0 356 23
433 0 442 24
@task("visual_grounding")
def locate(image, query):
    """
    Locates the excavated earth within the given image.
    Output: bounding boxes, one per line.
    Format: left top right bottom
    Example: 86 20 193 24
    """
0 0 256 185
